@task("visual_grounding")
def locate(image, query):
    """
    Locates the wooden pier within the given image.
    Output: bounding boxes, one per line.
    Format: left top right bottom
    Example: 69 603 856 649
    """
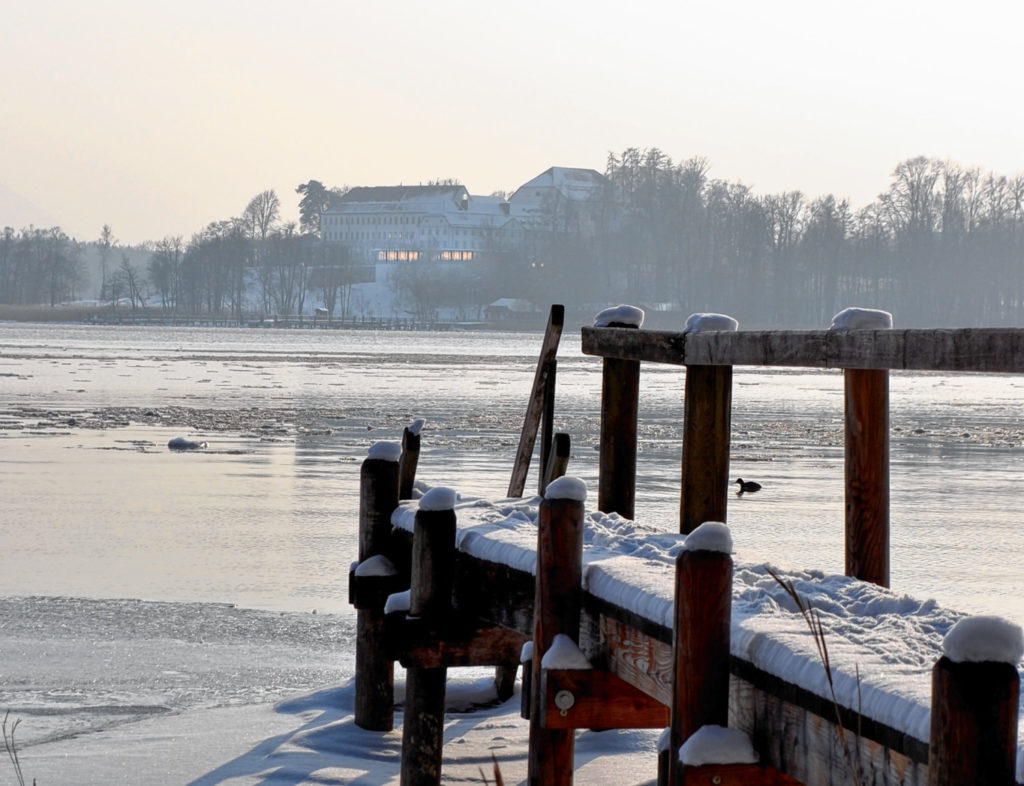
349 309 1023 785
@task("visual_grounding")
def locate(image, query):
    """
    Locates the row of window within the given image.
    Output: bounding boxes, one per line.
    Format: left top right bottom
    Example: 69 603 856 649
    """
324 215 421 226
375 250 476 262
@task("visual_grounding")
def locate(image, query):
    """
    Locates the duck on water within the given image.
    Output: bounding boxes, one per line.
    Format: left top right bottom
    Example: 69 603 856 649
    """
735 478 761 494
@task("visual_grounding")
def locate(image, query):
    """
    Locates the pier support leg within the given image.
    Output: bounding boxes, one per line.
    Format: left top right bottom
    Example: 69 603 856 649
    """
355 456 400 731
666 546 733 785
598 354 640 519
844 368 889 587
680 365 732 535
528 494 585 786
400 504 457 786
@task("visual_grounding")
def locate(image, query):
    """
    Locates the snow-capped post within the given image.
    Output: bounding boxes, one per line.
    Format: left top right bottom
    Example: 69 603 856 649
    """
400 487 458 786
679 314 737 535
354 441 402 731
528 476 587 786
666 522 734 786
399 418 424 500
831 307 893 587
927 616 1023 786
593 305 644 519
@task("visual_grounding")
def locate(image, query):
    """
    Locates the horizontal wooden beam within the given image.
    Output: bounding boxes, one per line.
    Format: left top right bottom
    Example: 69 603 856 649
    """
682 763 806 785
539 668 669 730
581 326 1024 373
387 617 529 669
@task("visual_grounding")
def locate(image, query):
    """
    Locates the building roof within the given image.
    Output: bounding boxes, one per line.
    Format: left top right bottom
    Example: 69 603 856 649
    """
508 167 611 204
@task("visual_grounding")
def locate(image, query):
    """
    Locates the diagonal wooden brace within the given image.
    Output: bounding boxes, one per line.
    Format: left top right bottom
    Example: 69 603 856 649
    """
540 668 670 730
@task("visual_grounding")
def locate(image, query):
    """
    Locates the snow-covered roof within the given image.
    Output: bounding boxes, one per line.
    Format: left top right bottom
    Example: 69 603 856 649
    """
509 167 612 203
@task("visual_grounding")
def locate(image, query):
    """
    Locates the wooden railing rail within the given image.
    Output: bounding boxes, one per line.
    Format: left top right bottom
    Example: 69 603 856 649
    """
581 325 1024 373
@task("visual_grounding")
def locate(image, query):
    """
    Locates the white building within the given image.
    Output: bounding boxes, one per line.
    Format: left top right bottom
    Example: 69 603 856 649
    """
319 167 613 316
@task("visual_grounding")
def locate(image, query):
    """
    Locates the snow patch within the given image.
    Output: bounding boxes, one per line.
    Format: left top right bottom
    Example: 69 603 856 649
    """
683 521 733 554
384 589 410 614
521 641 533 663
829 306 893 330
367 441 402 462
679 725 759 765
684 313 739 333
354 554 397 577
545 475 587 502
407 418 425 435
540 634 592 670
419 486 457 511
593 304 645 328
942 615 1024 664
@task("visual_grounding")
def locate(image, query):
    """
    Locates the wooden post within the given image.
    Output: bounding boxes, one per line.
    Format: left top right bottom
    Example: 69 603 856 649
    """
667 544 733 786
679 365 732 534
509 304 565 498
400 496 457 786
598 351 640 519
928 656 1019 786
399 425 421 500
540 432 571 495
528 491 585 786
539 358 557 494
355 453 400 731
844 368 889 587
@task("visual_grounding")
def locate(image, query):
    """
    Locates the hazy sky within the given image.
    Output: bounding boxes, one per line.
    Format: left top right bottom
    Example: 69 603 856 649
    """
3 0 1022 245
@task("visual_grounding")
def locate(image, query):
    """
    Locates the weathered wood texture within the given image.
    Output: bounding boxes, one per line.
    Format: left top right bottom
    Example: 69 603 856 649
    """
731 669 928 786
928 656 1019 786
598 354 640 518
668 548 733 785
508 304 565 497
679 365 732 535
682 764 806 785
845 369 889 587
582 325 1024 373
529 496 584 786
540 668 669 730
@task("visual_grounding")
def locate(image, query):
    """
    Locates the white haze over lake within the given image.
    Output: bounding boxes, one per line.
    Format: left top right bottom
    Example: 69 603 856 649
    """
2 323 1023 783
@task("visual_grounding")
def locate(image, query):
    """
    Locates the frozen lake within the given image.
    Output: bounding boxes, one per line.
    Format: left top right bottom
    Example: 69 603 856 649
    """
1 321 1023 775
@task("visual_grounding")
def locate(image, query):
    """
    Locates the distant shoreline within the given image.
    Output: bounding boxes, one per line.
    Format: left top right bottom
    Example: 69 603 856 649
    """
0 304 104 322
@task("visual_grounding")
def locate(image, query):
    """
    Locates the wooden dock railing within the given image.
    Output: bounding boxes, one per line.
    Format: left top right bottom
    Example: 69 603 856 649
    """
348 315 1024 785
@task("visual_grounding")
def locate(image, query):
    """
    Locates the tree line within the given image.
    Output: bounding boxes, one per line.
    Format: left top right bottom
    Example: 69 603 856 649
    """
1 156 1023 327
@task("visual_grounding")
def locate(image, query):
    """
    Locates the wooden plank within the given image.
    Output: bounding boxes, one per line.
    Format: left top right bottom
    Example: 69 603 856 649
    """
581 326 1024 373
730 672 928 785
682 764 806 785
508 304 565 497
540 668 669 730
588 613 674 706
391 621 529 669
